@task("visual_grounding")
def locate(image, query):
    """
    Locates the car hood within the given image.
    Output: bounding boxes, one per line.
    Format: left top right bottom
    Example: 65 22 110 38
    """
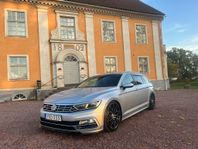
44 87 117 104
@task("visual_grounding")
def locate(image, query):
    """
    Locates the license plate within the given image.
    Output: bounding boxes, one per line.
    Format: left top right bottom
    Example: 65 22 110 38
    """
45 114 62 122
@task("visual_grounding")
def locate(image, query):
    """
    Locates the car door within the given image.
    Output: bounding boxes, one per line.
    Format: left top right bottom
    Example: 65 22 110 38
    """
119 74 139 116
132 75 149 106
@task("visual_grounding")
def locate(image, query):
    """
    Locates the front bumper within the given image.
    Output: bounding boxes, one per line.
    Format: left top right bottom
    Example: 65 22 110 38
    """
40 104 105 134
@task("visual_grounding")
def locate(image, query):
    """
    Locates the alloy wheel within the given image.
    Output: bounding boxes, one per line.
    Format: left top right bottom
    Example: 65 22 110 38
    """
148 94 155 110
105 101 122 131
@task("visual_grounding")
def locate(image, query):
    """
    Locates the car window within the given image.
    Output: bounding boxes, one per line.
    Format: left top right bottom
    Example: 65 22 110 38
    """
122 74 134 86
142 75 149 84
133 75 144 85
78 74 122 88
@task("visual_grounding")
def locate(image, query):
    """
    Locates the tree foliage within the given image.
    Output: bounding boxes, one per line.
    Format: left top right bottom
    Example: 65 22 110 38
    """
167 48 198 80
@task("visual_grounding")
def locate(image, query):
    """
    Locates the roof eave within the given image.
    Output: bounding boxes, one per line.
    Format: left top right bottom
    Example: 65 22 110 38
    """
59 0 165 20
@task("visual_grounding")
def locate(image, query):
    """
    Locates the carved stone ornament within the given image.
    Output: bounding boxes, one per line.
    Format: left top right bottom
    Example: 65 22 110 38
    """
76 44 85 52
80 74 88 79
58 44 62 51
58 75 64 79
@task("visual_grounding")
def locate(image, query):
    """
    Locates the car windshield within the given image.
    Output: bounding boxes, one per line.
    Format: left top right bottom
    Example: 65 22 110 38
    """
78 74 122 88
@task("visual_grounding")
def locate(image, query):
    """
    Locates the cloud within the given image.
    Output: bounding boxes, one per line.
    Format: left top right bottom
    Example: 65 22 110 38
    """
167 35 198 54
177 28 188 33
165 23 188 33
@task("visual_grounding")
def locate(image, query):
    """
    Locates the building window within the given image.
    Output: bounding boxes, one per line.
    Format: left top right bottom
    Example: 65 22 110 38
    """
136 25 147 44
9 56 28 80
7 10 26 36
60 16 76 40
139 57 149 74
102 21 115 42
105 57 117 73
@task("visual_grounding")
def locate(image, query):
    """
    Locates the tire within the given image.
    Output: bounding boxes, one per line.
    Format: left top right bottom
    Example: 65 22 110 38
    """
148 94 155 110
104 101 122 132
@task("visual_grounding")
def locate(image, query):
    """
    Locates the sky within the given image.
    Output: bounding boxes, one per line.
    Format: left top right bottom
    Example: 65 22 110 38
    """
141 0 198 54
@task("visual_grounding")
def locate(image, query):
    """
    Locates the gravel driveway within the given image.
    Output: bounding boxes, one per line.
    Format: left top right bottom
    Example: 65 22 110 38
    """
0 90 198 149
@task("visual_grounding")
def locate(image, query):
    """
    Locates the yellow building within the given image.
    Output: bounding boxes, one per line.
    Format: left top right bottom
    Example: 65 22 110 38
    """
0 0 169 101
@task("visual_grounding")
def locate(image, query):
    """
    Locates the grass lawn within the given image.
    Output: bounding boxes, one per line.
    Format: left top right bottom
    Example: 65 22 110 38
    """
170 80 198 89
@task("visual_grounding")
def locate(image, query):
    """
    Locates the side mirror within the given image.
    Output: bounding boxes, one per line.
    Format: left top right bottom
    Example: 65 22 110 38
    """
121 83 134 90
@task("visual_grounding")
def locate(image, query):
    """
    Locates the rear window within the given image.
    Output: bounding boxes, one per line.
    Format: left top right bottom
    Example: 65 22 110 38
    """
133 75 144 85
142 75 149 84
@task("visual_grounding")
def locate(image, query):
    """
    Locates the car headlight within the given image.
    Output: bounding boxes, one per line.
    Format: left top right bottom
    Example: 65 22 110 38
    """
74 101 101 111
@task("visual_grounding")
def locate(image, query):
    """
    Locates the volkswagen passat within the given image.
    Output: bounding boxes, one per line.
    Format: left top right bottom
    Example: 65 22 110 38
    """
40 72 155 134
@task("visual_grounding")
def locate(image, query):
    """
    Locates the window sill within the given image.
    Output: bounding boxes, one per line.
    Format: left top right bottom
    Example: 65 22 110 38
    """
5 35 28 38
102 41 117 44
9 79 30 82
136 42 148 45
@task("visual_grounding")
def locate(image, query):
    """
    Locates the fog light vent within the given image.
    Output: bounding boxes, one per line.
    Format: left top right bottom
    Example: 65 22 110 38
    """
79 119 95 125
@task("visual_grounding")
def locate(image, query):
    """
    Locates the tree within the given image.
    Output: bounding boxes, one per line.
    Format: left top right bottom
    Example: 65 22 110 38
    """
167 61 179 78
167 48 198 80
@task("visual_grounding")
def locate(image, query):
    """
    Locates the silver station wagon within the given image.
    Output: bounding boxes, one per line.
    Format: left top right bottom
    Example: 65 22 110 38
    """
40 72 156 134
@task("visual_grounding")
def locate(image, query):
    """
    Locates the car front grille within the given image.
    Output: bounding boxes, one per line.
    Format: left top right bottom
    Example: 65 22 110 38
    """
40 118 77 131
43 104 53 111
43 104 78 113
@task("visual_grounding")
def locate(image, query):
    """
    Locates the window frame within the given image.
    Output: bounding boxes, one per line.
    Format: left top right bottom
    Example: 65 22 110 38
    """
101 19 116 43
138 56 150 75
7 55 30 81
4 9 28 37
56 11 78 40
59 16 76 40
104 56 118 74
135 24 148 44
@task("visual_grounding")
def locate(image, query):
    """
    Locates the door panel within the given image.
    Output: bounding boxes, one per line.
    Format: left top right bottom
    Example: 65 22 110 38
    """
119 87 139 116
132 75 149 106
64 56 80 85
136 84 149 105
119 74 139 116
